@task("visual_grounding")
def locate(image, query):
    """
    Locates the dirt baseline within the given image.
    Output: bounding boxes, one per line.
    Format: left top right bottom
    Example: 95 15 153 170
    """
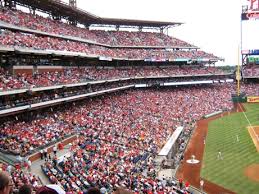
175 104 245 194
247 126 259 152
244 164 259 182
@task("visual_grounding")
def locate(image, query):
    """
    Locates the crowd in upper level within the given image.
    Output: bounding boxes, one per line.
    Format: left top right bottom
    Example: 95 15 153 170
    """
0 67 90 90
0 66 226 91
84 66 225 80
243 65 259 77
0 7 194 47
0 30 217 60
0 78 128 111
0 6 220 62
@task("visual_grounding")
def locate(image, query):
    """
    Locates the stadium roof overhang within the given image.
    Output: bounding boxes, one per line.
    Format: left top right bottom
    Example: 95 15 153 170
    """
14 0 182 28
92 18 182 29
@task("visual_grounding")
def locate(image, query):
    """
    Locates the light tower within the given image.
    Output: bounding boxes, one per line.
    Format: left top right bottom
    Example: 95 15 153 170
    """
69 0 77 8
69 0 77 25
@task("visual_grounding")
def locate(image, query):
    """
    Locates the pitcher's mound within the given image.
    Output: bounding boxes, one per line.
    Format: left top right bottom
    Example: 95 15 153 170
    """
244 164 259 182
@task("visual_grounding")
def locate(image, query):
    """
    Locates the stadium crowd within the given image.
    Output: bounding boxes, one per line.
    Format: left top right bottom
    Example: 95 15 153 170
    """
0 79 129 110
242 64 259 77
0 66 226 91
0 113 73 156
41 134 191 194
0 3 258 194
1 83 258 155
83 66 225 80
0 67 90 90
40 83 257 194
0 162 42 193
0 7 194 47
0 83 248 156
38 84 255 193
0 30 217 60
0 84 258 193
1 86 234 192
1 160 191 194
239 82 259 95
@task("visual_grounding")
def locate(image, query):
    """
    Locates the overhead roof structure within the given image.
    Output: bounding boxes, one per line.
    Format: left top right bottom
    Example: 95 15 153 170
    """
14 0 182 28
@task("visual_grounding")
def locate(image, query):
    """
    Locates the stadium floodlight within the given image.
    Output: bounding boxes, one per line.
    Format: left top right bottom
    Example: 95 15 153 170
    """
242 5 248 13
69 0 77 8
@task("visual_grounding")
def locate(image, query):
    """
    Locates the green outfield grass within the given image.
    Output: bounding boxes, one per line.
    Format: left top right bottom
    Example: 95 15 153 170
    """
201 103 259 194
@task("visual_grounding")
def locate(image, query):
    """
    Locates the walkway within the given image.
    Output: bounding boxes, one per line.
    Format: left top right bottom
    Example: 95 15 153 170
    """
30 145 71 185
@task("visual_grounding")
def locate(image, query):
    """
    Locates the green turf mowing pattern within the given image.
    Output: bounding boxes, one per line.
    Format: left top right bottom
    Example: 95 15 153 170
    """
201 103 259 194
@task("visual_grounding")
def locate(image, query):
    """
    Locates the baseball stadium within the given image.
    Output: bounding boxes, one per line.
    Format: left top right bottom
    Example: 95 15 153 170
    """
0 0 258 194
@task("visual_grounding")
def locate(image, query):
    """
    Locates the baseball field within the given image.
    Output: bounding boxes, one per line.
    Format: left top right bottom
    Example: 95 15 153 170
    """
201 103 259 194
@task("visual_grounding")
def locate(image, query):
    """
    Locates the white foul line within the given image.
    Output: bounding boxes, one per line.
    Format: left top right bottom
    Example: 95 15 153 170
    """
238 103 259 142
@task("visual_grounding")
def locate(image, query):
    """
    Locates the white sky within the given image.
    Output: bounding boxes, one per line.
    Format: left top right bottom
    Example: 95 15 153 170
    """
62 0 255 66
